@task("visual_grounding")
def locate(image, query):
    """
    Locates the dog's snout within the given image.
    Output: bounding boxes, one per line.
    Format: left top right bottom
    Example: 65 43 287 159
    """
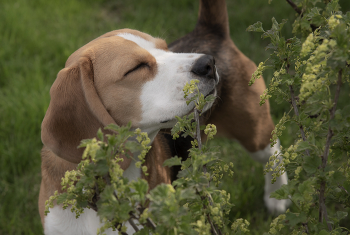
191 55 217 81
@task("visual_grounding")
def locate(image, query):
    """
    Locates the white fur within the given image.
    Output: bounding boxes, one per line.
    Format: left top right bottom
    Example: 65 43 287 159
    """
45 159 142 235
249 139 290 214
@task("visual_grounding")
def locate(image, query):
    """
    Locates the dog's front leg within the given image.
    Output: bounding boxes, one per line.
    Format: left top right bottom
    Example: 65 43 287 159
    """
249 139 290 215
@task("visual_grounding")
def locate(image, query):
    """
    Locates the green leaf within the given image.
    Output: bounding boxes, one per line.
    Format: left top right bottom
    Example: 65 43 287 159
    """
56 192 69 205
325 0 340 16
270 184 289 199
303 155 321 174
246 21 264 32
295 141 310 152
97 128 104 141
104 123 121 132
298 178 315 201
330 171 345 185
285 211 307 227
125 141 142 153
94 159 109 175
178 188 197 200
131 179 148 202
163 156 182 167
318 230 330 235
78 139 93 148
205 94 216 103
336 211 348 221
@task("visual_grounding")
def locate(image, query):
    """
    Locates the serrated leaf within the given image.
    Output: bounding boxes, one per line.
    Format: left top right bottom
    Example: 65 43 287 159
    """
56 192 69 205
285 211 307 226
94 159 109 175
125 141 142 153
179 188 196 200
205 94 216 103
330 171 345 185
303 155 321 174
335 211 348 221
97 128 104 141
104 123 121 132
131 179 148 202
246 21 264 32
295 141 310 152
163 156 182 167
318 230 330 235
270 184 289 199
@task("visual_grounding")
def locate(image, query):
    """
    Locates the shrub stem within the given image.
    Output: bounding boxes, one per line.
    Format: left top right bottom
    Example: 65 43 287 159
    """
319 69 342 231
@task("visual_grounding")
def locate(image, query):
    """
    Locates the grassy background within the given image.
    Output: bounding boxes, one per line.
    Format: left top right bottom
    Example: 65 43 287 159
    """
1 0 349 234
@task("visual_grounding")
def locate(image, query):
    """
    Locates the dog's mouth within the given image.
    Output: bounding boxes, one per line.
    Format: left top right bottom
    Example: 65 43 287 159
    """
160 87 217 124
205 87 216 99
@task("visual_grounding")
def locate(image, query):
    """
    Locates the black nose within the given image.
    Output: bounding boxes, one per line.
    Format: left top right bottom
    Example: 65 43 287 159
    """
191 55 216 80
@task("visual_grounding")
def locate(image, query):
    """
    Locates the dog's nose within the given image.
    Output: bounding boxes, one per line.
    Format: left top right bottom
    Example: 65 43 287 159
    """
191 55 217 82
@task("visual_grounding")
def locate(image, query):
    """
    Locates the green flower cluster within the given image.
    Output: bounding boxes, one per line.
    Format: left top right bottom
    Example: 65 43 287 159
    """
248 0 350 233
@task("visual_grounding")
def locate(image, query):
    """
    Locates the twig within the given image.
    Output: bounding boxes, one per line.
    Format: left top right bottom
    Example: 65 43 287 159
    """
194 109 203 150
88 182 100 212
128 217 139 232
289 84 310 156
207 214 219 235
194 108 222 235
135 205 157 230
286 64 310 232
338 185 350 195
194 108 206 173
319 69 342 232
286 0 302 15
104 172 157 231
285 0 317 30
302 223 309 234
103 175 138 232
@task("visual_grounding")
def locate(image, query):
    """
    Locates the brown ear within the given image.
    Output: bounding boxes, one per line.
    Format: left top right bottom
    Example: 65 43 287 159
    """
41 55 116 164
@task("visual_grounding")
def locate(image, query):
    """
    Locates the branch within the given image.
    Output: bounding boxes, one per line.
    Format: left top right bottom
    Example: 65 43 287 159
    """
338 185 350 195
289 84 310 156
285 0 318 30
286 0 302 15
319 69 342 231
127 216 139 232
194 108 206 173
194 108 222 235
103 174 158 232
207 213 219 235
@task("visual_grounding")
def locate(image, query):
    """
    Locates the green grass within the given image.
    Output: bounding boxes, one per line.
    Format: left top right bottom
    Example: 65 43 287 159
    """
1 0 349 234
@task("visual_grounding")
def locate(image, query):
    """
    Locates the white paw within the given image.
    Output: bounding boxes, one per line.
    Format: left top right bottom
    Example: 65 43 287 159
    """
264 194 291 215
264 171 291 215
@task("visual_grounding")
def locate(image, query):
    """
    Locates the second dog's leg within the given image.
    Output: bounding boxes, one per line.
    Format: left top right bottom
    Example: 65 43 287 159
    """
249 139 290 215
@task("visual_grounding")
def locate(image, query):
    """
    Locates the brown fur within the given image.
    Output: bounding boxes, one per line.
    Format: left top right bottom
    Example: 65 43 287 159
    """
169 0 274 152
143 135 172 190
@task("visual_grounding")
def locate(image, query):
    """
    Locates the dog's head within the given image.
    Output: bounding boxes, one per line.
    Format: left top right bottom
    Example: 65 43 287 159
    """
41 29 218 163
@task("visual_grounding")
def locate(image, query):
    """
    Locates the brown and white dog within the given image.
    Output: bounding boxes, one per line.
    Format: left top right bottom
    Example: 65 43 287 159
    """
167 0 289 215
39 29 218 234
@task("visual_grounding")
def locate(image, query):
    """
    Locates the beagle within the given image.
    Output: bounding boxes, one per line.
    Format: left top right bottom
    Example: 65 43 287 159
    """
167 0 290 214
39 29 218 234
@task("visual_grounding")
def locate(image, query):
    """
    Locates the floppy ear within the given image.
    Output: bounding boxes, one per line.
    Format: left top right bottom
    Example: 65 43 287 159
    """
41 55 117 164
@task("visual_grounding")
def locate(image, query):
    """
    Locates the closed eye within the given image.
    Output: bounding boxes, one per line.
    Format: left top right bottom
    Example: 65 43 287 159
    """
124 63 149 76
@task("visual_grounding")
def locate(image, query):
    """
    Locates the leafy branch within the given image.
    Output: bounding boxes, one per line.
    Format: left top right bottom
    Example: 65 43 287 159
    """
319 69 342 231
247 0 350 234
